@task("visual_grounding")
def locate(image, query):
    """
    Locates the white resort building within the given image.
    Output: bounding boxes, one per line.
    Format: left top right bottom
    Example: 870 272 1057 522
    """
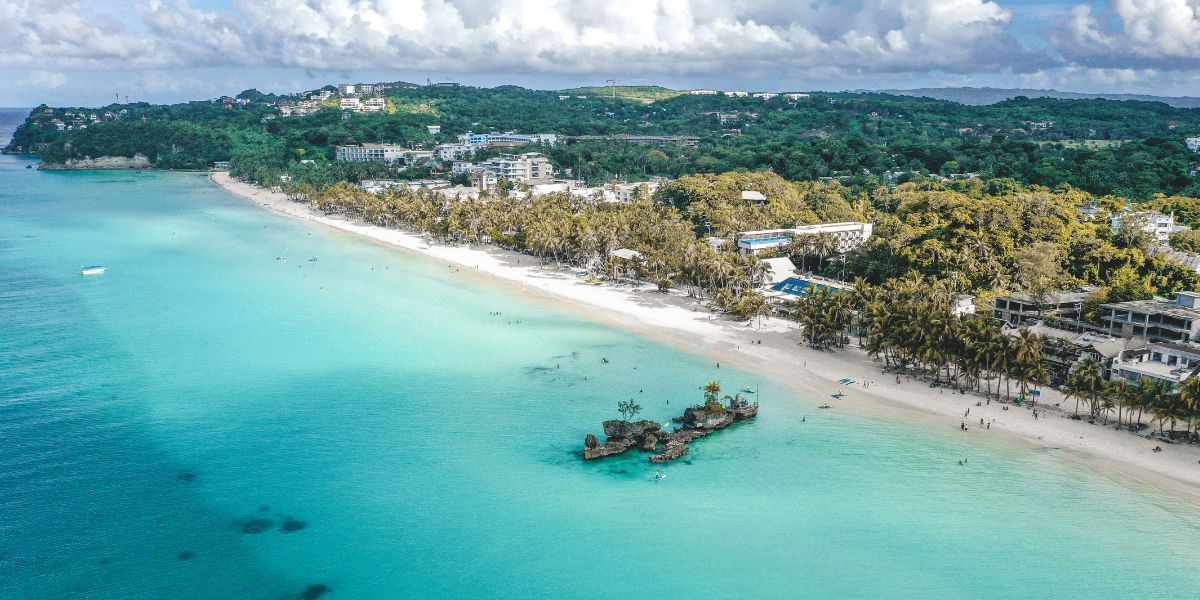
458 131 558 149
1111 210 1186 244
335 144 409 163
1110 341 1200 389
735 222 874 256
479 153 554 184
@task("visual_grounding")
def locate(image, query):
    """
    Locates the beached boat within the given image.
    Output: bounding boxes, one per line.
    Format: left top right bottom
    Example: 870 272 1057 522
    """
80 265 106 275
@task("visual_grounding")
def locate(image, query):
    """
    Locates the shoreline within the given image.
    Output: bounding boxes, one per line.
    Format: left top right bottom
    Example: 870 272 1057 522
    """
209 172 1200 504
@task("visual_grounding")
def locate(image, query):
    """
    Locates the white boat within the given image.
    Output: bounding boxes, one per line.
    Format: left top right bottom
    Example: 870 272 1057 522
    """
276 256 287 261
80 265 106 276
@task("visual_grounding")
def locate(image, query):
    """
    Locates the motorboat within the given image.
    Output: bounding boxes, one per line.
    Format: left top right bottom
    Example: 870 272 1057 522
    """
80 265 106 276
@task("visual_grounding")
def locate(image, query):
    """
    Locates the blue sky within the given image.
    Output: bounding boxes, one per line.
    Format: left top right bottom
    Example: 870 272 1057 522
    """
4 0 1200 107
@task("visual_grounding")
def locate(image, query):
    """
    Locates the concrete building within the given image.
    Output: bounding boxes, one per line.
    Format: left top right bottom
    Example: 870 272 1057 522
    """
952 294 976 317
427 125 442 135
339 97 384 113
437 144 473 161
992 288 1094 327
360 179 450 193
757 257 797 286
1110 341 1200 388
724 91 749 97
567 134 700 147
752 92 778 100
741 190 768 204
735 222 874 256
1006 322 1146 385
1187 137 1200 152
338 84 356 95
1102 292 1200 343
458 131 558 148
784 93 810 100
451 161 480 175
480 152 554 184
335 144 409 163
1111 210 1185 244
470 170 499 191
689 89 719 95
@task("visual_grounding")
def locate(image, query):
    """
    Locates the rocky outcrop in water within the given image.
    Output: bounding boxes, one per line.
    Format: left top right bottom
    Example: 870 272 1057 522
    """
649 440 689 463
581 395 757 463
39 154 152 170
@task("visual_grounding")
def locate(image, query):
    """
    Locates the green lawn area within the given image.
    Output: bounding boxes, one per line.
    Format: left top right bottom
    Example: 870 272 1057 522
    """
560 85 686 103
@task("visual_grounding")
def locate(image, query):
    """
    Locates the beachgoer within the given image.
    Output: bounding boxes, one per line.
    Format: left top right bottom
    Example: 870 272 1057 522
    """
802 417 806 422
986 422 990 430
960 421 965 430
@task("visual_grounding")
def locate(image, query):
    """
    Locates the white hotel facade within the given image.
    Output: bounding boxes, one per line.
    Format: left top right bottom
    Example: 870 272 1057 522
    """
736 222 874 256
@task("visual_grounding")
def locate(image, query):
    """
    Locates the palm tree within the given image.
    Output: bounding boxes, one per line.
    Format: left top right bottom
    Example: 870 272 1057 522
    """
1068 356 1106 417
813 233 839 272
751 296 774 329
1107 378 1131 427
703 381 723 411
1180 376 1200 434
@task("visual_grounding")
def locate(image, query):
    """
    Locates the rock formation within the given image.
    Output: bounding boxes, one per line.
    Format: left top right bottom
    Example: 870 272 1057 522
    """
582 395 757 463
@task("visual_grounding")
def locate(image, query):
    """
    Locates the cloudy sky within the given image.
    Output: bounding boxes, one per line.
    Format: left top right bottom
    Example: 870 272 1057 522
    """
4 0 1200 106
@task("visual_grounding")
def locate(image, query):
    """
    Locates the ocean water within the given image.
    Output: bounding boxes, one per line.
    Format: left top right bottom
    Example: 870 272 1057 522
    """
2 130 1200 598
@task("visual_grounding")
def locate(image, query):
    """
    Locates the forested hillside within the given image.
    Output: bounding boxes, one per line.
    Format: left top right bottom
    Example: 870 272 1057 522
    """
8 83 1200 199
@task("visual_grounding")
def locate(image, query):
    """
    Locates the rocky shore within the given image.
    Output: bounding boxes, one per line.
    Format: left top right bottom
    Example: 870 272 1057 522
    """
582 395 758 463
38 154 152 170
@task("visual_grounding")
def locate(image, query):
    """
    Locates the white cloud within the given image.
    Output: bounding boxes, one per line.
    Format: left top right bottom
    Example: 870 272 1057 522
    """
20 70 68 89
1054 0 1200 67
0 0 1034 77
0 1 155 68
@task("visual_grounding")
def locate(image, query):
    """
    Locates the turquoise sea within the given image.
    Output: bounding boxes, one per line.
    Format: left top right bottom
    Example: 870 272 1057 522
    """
2 110 1199 599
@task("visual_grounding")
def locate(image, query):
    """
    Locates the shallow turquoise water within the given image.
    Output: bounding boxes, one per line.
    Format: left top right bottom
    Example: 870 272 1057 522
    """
2 150 1199 599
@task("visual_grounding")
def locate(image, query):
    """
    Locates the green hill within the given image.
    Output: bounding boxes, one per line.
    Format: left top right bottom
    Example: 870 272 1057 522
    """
559 85 685 103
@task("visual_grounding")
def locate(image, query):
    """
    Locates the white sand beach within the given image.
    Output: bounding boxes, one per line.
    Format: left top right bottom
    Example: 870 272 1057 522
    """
211 172 1200 502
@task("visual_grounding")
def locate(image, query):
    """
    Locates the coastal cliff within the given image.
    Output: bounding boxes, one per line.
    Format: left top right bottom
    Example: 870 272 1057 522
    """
38 154 153 170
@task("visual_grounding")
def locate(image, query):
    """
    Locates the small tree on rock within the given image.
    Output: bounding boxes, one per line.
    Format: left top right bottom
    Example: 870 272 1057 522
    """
617 400 642 422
